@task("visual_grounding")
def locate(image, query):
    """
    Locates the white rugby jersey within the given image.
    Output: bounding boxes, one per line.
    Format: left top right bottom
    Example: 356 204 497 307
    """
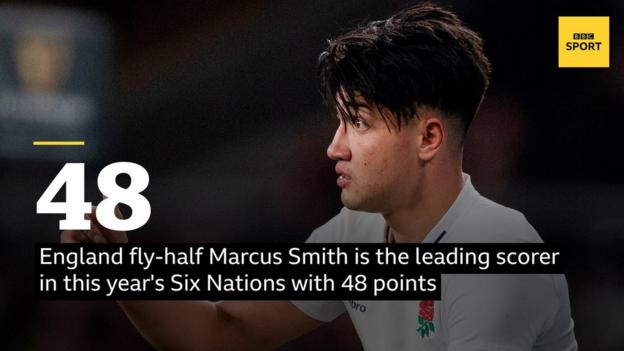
292 174 577 351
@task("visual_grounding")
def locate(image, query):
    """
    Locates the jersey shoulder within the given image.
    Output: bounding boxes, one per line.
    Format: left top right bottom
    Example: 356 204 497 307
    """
449 194 543 243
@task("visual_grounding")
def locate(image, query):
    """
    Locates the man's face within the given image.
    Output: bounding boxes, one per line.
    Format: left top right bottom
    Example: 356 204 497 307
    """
327 97 424 213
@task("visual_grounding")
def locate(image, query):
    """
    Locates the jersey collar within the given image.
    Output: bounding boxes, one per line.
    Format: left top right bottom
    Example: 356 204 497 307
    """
385 173 479 244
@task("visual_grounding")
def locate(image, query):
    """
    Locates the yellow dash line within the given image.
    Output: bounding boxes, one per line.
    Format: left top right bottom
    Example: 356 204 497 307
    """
33 141 85 146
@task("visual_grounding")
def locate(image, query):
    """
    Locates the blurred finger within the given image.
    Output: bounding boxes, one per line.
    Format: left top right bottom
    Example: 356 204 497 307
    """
100 194 124 219
89 210 120 235
60 230 91 244
114 205 123 219
91 202 127 243
91 233 107 243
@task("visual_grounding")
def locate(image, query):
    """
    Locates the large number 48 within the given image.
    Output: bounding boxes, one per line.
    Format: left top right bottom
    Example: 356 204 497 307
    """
36 162 151 231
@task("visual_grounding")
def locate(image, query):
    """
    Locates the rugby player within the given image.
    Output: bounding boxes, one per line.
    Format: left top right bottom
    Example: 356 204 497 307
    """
61 3 577 350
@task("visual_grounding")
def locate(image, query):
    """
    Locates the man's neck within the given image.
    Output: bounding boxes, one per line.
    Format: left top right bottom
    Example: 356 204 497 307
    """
384 170 464 243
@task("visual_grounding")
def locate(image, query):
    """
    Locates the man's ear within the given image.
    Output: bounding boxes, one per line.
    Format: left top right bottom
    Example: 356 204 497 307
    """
418 117 444 161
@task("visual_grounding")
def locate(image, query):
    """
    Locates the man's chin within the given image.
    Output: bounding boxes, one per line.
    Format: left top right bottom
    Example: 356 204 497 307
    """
341 192 375 212
340 191 359 210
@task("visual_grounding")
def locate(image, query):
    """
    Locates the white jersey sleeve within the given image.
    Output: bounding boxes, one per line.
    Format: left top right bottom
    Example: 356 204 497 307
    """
443 274 576 351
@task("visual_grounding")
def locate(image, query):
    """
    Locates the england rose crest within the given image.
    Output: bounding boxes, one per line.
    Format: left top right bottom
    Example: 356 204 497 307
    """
417 300 435 338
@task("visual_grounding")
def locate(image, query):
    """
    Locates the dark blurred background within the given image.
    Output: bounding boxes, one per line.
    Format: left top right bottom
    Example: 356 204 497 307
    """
1 0 623 350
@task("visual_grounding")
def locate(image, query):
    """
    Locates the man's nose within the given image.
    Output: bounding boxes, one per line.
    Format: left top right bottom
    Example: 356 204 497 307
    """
327 125 351 161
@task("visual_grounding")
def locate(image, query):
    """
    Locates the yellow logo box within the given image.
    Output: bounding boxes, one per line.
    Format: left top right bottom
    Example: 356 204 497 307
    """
558 16 609 68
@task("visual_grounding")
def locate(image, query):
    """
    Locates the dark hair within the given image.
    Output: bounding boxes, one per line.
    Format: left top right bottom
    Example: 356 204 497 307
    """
319 2 491 139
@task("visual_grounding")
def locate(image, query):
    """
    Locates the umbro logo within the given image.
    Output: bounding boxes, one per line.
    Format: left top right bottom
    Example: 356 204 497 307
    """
348 300 367 312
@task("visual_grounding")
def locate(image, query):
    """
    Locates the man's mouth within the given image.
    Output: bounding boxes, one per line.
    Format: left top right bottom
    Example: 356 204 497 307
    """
335 165 352 188
337 174 351 188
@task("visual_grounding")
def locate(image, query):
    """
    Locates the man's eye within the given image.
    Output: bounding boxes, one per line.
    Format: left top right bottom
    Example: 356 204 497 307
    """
352 117 367 129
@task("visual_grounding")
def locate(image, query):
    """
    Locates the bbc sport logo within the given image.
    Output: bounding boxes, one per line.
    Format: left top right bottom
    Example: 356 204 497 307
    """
558 16 609 68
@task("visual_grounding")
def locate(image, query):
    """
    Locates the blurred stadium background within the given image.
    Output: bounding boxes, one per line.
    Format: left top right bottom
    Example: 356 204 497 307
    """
0 0 623 349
